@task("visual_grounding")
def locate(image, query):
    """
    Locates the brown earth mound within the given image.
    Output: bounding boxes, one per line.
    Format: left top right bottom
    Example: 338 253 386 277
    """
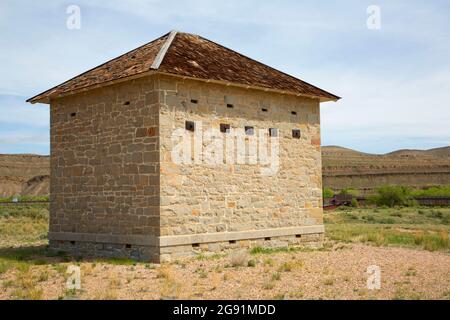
322 146 450 194
0 154 49 197
0 146 448 197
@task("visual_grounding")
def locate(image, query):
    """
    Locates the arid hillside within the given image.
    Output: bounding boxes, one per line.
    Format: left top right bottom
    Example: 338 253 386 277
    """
322 146 450 194
0 154 49 197
0 146 449 197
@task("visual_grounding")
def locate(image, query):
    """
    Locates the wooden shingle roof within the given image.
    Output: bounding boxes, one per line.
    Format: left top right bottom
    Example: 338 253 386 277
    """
28 31 340 104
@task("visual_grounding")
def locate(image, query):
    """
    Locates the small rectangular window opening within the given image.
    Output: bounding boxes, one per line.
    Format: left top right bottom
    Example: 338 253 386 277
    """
227 104 234 109
185 121 195 132
229 240 236 244
295 234 302 238
264 237 271 241
70 112 76 117
292 129 301 139
70 241 76 245
261 108 268 112
125 244 132 249
269 128 278 137
245 126 254 136
192 243 200 248
190 99 198 104
124 101 130 106
220 123 231 133
291 111 297 115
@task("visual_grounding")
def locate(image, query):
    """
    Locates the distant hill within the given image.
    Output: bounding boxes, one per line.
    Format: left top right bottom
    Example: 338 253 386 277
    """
0 146 449 197
322 146 450 194
0 154 49 197
387 146 450 158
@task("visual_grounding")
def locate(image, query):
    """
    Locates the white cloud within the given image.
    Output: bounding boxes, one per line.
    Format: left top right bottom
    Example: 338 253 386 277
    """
0 95 49 126
0 131 49 145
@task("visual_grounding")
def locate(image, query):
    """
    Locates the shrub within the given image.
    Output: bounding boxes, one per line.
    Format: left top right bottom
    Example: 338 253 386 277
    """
339 188 360 197
278 262 292 272
323 187 334 199
350 198 359 208
411 186 450 197
264 258 275 266
371 185 415 207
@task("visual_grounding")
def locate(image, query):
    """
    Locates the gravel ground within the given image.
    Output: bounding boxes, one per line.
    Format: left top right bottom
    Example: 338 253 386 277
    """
1 242 449 300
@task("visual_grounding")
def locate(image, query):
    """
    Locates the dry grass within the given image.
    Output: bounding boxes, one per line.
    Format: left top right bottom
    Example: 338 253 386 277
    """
0 205 48 247
157 265 183 299
229 250 249 267
9 268 44 300
0 243 449 300
0 204 449 300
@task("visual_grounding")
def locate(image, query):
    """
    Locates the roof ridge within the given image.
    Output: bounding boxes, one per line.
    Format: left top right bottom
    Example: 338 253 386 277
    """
151 30 178 70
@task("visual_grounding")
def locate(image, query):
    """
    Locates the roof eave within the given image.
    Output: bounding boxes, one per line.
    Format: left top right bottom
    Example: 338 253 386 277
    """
27 70 158 105
27 70 340 105
320 96 341 103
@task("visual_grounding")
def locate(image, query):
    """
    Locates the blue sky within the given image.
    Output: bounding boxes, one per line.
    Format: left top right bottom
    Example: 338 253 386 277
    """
1 0 449 155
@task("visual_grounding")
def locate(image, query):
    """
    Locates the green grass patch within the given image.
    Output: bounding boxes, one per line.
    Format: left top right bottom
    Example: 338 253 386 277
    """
326 224 449 250
99 258 138 266
0 204 49 219
0 246 52 275
0 195 49 203
251 246 302 255
250 245 328 255
196 253 226 261
325 207 450 251
325 207 450 226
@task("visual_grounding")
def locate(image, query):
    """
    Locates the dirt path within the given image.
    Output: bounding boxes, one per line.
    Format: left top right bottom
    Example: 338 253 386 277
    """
1 243 449 300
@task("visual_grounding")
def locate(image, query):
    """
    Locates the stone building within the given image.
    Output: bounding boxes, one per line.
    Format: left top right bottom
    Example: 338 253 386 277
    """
28 31 340 262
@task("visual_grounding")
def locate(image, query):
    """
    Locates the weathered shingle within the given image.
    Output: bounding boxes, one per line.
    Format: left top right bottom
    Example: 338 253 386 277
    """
28 31 340 103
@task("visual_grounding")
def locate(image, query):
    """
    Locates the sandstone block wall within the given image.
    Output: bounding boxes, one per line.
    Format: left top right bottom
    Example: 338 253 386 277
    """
158 74 323 238
48 74 324 262
49 77 160 261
